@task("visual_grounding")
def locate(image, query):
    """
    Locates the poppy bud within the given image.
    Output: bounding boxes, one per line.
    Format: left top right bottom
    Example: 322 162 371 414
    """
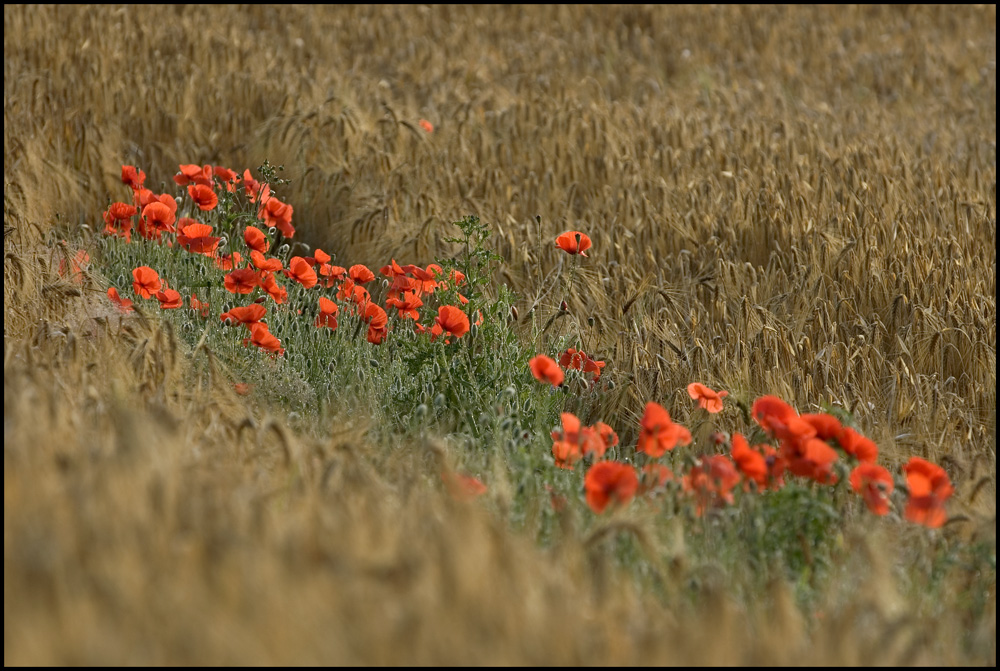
607 380 615 390
522 398 532 413
382 278 389 289
510 306 519 322
560 300 569 312
433 361 441 377
588 316 595 327
369 358 379 368
223 317 233 327
416 404 429 419
499 417 514 432
434 393 446 409
118 274 126 286
175 196 183 205
328 361 336 372
268 227 277 237
278 244 289 255
254 296 267 304
502 385 516 400
358 368 366 383
219 237 228 248
479 413 490 426
469 323 479 339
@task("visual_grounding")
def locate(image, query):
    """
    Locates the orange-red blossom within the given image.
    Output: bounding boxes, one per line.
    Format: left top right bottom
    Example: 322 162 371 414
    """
584 461 639 514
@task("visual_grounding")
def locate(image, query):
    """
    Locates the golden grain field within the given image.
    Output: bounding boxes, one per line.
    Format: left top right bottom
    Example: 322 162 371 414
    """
4 5 996 665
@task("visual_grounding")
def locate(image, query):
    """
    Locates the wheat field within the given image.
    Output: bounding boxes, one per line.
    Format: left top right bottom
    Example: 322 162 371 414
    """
4 5 995 665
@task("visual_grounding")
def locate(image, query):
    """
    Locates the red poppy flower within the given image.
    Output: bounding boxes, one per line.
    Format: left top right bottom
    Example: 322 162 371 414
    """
173 164 213 187
637 401 692 458
442 470 487 501
419 119 434 133
131 266 161 299
188 184 219 211
346 264 374 284
850 464 894 516
103 202 137 241
233 382 252 395
249 250 283 272
731 433 768 488
555 230 592 256
687 382 729 413
550 412 583 469
386 290 423 320
432 305 470 341
529 354 564 387
224 268 260 294
259 195 294 238
107 287 134 313
316 296 339 329
189 293 210 318
560 348 606 379
682 455 741 516
176 222 220 256
58 250 90 284
259 272 288 304
213 165 238 187
243 169 269 202
781 437 839 484
903 457 953 528
121 165 146 190
405 264 441 295
245 322 284 356
139 201 177 240
836 427 879 463
155 287 183 309
244 225 269 254
584 461 639 514
220 303 266 326
800 413 842 441
214 251 243 271
639 463 675 494
751 395 799 436
285 257 318 289
593 421 619 450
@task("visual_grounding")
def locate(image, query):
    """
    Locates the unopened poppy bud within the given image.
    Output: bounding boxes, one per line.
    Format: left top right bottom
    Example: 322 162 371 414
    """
510 306 519 322
268 226 277 237
434 393 446 409
469 323 479 339
588 316 595 327
382 278 389 289
433 361 441 377
560 300 569 312
369 358 379 368
219 237 228 248
254 296 267 304
522 398 532 413
175 196 183 205
502 385 516 400
479 413 490 426
328 361 336 372
358 368 366 383
607 380 615 390
118 274 126 286
416 404 429 419
499 417 514 432
278 244 289 255
223 317 233 327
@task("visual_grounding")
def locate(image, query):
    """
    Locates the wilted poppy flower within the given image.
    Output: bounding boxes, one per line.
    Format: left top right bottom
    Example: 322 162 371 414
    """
107 287 134 313
349 264 376 284
555 230 592 256
132 266 161 299
316 296 339 329
155 287 183 309
682 455 741 517
103 202 137 241
220 303 266 326
224 268 260 294
173 164 213 187
850 464 894 516
177 222 220 256
244 225 269 254
419 119 434 133
529 354 564 387
432 305 470 341
442 471 487 501
687 382 728 413
246 322 284 356
285 257 318 289
584 461 639 514
903 457 953 528
836 427 879 463
121 165 146 190
259 195 294 238
188 183 219 211
637 401 692 458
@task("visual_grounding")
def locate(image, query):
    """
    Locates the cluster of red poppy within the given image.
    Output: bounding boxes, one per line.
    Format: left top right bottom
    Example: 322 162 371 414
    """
529 348 606 388
104 164 481 358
